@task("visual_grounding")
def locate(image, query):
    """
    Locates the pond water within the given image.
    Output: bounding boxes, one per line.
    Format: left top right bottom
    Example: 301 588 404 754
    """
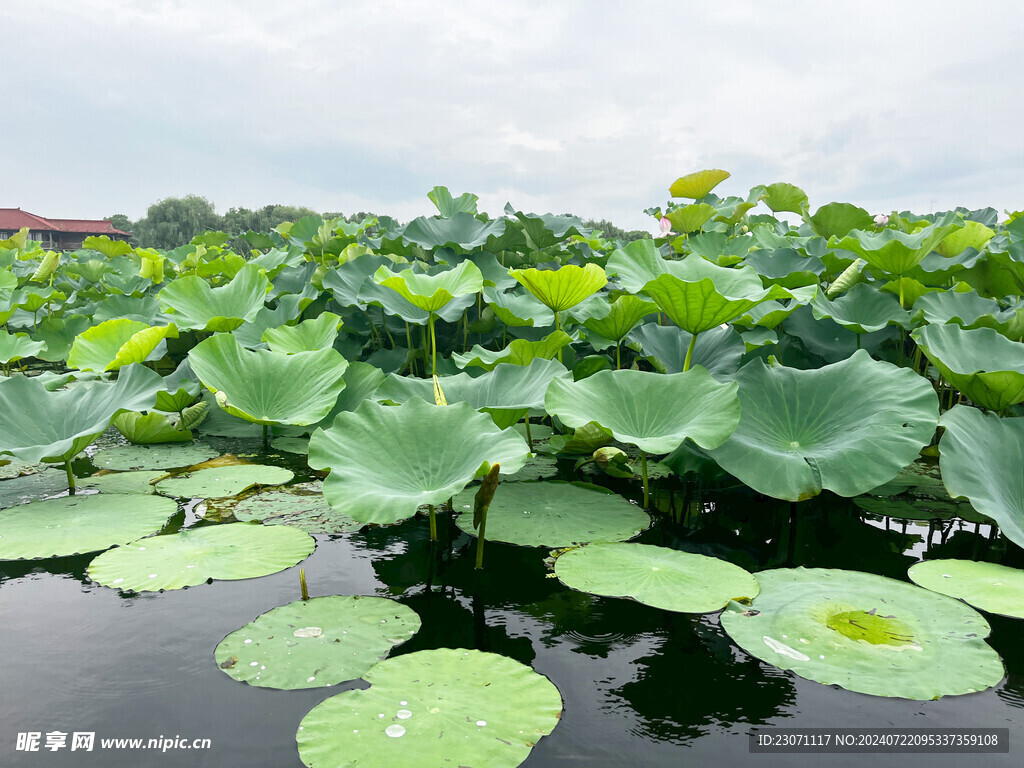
2 436 1022 767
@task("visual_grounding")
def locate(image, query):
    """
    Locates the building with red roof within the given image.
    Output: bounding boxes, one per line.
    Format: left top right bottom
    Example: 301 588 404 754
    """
0 208 131 250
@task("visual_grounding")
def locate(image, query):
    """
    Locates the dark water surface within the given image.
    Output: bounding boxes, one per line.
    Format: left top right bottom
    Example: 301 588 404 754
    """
2 441 1021 767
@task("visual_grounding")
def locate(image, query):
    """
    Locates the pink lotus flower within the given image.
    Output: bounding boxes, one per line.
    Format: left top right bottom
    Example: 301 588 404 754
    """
659 217 674 236
874 213 889 227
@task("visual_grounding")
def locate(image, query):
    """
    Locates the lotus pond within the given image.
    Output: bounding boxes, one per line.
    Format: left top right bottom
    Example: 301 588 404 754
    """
2 173 1024 767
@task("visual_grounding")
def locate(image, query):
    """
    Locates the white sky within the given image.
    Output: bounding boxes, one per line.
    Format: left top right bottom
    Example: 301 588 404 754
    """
3 0 1023 231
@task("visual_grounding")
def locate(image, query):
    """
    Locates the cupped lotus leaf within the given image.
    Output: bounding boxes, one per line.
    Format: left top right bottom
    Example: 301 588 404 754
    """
483 286 554 328
359 280 475 325
157 263 270 332
308 399 529 526
554 542 758 613
720 567 1003 699
155 464 293 499
911 289 1019 335
0 494 177 560
912 325 1024 411
628 324 744 377
453 331 572 371
111 411 192 444
216 595 420 689
606 239 664 293
373 261 483 313
0 330 45 364
296 648 562 768
66 319 177 372
805 202 874 240
810 283 910 333
79 470 165 495
742 248 824 289
542 422 613 456
393 212 506 251
0 364 164 463
428 185 479 217
908 559 1024 619
154 358 202 412
509 264 607 312
31 315 93 361
321 255 390 309
453 481 649 547
92 442 219 471
310 361 387 432
545 368 740 455
935 220 995 258
831 217 960 277
88 522 315 592
665 203 716 234
731 300 800 330
938 406 1024 550
707 351 939 501
740 328 778 352
669 169 730 199
14 285 66 313
261 312 342 354
783 305 901 363
760 182 808 214
232 482 361 534
189 334 348 425
582 295 657 342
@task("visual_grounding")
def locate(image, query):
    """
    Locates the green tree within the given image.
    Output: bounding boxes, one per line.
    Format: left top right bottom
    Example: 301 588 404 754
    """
132 195 220 249
581 218 651 243
104 213 133 234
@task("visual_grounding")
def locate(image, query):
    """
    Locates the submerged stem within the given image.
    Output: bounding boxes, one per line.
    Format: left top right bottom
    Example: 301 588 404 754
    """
640 450 649 508
475 510 487 569
299 568 309 601
65 459 76 495
683 332 698 372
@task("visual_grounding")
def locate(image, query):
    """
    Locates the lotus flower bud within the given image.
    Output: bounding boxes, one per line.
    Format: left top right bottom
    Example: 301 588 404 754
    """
874 213 889 227
659 217 672 234
215 390 228 408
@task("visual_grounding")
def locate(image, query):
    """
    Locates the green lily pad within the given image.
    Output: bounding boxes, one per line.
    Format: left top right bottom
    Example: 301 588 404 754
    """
908 559 1024 620
453 481 649 547
215 595 421 689
0 458 46 479
111 411 193 444
509 264 607 312
555 542 759 613
271 437 309 454
854 496 956 521
505 455 560 482
261 312 342 354
0 330 45 364
92 442 220 471
669 169 730 199
88 522 315 592
155 464 293 499
720 567 1004 699
0 467 70 507
79 470 165 495
157 263 270 332
66 319 177 372
374 261 484 313
296 648 562 768
232 483 361 534
0 494 177 560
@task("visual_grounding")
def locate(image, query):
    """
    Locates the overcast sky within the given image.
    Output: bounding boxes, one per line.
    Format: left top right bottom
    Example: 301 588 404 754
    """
3 0 1022 231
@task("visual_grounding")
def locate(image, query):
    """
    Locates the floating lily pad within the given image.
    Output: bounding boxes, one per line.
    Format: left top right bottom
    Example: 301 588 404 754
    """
215 595 421 689
88 522 315 592
0 458 46 480
79 470 164 495
155 464 293 499
505 455 560 482
453 481 649 548
92 442 220 471
271 437 309 454
908 559 1024 620
867 461 947 498
555 542 759 613
296 648 562 768
720 567 1004 699
0 467 70 507
0 494 177 560
854 496 957 521
232 483 361 534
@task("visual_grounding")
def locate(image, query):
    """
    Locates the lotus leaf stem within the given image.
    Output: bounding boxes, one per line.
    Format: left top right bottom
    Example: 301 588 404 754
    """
640 450 649 508
615 342 621 370
682 333 698 372
64 459 76 495
555 312 563 363
262 423 269 448
299 568 309 601
429 312 438 376
524 417 533 447
404 321 416 376
428 504 437 541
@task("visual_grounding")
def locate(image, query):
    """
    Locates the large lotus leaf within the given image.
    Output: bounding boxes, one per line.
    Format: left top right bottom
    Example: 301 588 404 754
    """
810 282 910 333
0 330 45 364
641 256 816 334
453 481 649 547
92 442 219 471
0 494 177 560
261 312 342 354
428 185 478 217
938 406 1024 550
912 324 1024 411
88 522 315 592
665 203 716 234
157 263 270 332
216 595 420 689
231 482 361 534
308 399 529 526
373 261 483 314
453 331 572 371
669 169 730 199
156 464 293 499
189 334 348 425
606 239 665 293
782 304 901 364
720 567 1003 699
509 264 607 312
582 295 657 342
742 248 824 289
556 542 757 613
911 289 1023 337
545 368 740 455
321 255 390 309
310 361 386 432
393 212 506 251
831 217 961 276
296 648 561 768
731 300 800 330
805 202 874 240
483 285 554 328
30 315 93 361
506 208 590 250
0 364 164 463
935 220 995 257
112 411 193 444
67 319 177 372
908 559 1024 619
154 358 202 412
628 324 744 377
760 182 808 214
359 279 475 325
707 351 938 501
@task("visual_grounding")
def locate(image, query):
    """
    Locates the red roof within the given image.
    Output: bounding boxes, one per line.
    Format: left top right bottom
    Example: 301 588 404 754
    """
0 208 130 236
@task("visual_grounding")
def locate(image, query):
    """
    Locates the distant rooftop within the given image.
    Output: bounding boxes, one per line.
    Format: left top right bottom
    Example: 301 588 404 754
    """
0 207 130 237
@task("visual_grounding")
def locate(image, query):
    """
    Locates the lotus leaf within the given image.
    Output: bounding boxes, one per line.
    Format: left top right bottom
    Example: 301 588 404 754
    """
66 319 177 372
669 169 730 199
261 312 342 354
606 239 664 293
483 286 554 328
215 595 420 689
541 422 613 456
0 458 45 479
271 437 309 454
189 334 348 425
0 494 176 560
30 315 93 361
908 559 1024 619
810 283 910 333
707 351 939 501
155 464 293 499
79 470 165 495
582 295 657 343
854 496 956 522
628 324 744 377
88 522 315 592
308 399 529 525
112 412 192 444
665 203 716 234
742 248 824 289
831 217 960 281
760 182 808 214
555 542 758 613
153 358 202 413
0 330 45 365
935 220 995 257
508 264 607 313
157 263 270 332
232 483 361 534
0 467 71 507
805 202 874 240
911 289 1024 337
309 361 386 432
453 331 572 371
783 305 900 363
92 442 219 471
912 324 1024 411
938 406 1024 550
720 567 1003 699
505 455 560 482
393 212 506 251
373 261 483 313
453 481 649 547
296 648 561 768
